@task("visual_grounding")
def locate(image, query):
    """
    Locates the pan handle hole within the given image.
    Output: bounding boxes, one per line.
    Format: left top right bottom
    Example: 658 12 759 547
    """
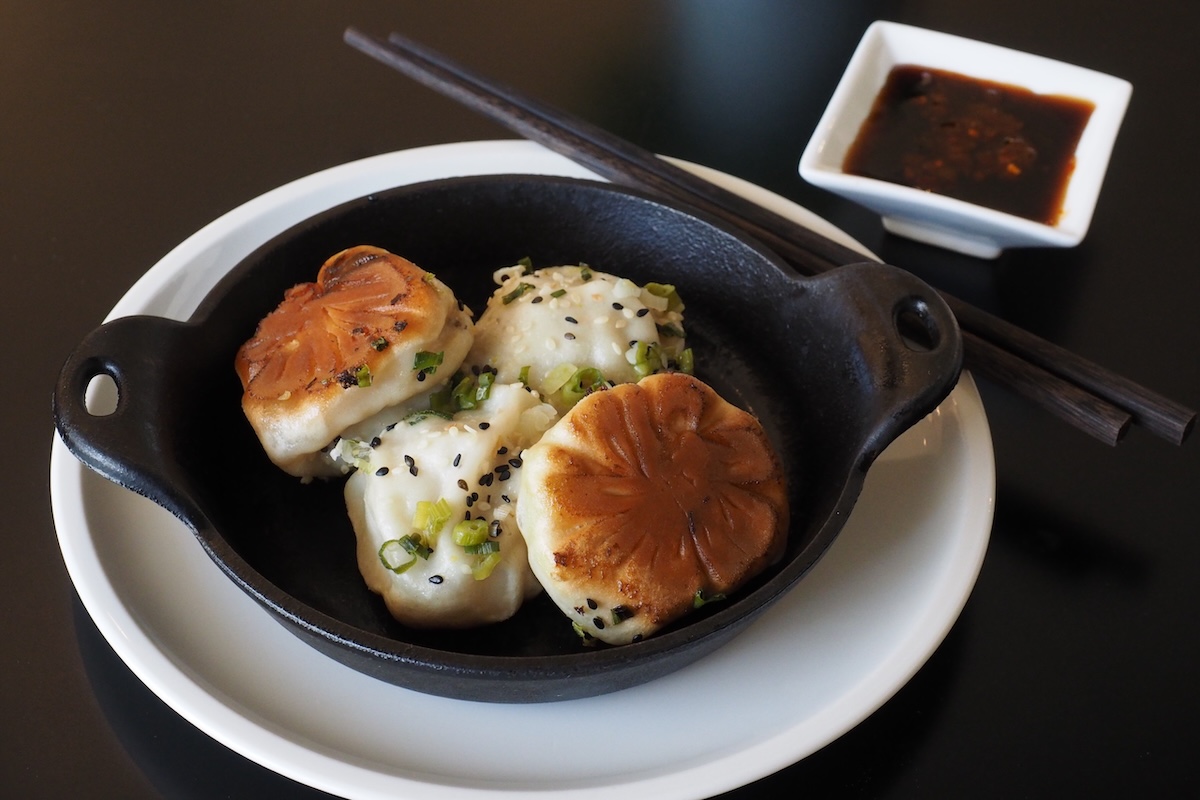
895 297 941 353
85 373 119 416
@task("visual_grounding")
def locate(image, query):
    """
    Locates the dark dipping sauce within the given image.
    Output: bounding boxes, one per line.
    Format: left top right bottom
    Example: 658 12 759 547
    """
843 65 1095 225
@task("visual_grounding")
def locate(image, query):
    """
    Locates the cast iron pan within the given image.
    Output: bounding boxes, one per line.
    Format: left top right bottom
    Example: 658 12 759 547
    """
54 175 962 703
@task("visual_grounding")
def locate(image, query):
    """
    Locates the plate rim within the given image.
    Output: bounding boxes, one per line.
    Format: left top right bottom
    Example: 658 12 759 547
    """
50 139 995 800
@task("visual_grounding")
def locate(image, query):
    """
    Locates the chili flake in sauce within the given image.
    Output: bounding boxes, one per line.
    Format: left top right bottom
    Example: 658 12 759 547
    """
843 65 1094 225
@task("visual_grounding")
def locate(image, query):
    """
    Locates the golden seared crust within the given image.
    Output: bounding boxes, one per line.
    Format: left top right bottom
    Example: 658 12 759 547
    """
235 245 473 477
519 372 788 644
236 246 445 401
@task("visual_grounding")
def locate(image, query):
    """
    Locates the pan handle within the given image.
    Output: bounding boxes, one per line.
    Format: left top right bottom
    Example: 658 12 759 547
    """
804 261 964 465
53 315 210 530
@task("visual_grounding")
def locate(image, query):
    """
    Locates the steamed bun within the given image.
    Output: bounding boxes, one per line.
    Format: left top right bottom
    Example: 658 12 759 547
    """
464 263 687 413
235 246 474 478
517 372 788 645
337 382 556 629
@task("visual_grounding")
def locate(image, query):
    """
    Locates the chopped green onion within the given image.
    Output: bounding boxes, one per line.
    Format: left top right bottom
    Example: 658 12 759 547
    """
578 264 593 282
455 519 502 580
463 540 500 556
571 620 597 642
550 288 568 298
644 282 683 312
398 533 433 560
332 437 372 470
413 350 444 376
693 588 726 609
371 336 389 351
472 551 503 581
543 362 578 394
402 408 453 426
502 282 535 304
517 256 534 274
449 373 479 410
677 347 695 375
657 322 685 339
474 370 495 401
413 498 452 539
447 370 497 411
629 340 662 377
354 364 373 387
452 518 490 547
518 365 531 386
559 366 608 407
378 539 417 574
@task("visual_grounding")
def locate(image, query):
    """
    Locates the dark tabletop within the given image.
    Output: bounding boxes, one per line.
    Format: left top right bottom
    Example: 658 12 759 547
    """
7 1 1199 797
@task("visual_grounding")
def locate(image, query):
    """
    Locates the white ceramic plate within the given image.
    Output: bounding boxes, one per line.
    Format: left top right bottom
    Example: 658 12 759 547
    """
50 140 995 800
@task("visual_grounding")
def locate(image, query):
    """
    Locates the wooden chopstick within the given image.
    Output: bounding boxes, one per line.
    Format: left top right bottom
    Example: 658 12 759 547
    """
344 26 1194 446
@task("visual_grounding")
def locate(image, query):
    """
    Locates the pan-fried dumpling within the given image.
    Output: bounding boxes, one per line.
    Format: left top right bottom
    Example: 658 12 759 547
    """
337 382 556 629
517 372 789 645
464 263 688 413
235 246 474 479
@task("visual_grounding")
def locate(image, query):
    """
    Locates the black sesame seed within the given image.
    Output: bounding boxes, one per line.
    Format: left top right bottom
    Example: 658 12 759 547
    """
480 473 494 487
466 495 474 508
403 454 415 468
508 457 523 469
408 465 419 476
497 446 509 455
479 422 491 430
632 634 644 643
370 436 382 448
612 302 624 310
470 492 479 502
565 316 578 324
429 575 444 585
453 453 462 467
496 469 511 483
586 598 598 610
501 494 511 504
531 295 544 304
636 308 650 317
593 617 605 630
386 423 397 431
416 371 426 382
564 332 576 340
375 467 389 476
457 479 469 492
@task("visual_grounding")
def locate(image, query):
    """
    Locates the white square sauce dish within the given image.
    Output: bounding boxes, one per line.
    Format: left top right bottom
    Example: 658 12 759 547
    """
799 21 1132 259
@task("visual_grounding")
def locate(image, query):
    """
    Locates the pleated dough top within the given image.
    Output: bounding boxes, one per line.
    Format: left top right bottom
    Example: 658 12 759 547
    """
518 372 789 645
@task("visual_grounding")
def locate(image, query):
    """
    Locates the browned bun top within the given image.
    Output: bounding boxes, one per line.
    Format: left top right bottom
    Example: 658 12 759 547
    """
536 372 788 627
235 245 443 403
